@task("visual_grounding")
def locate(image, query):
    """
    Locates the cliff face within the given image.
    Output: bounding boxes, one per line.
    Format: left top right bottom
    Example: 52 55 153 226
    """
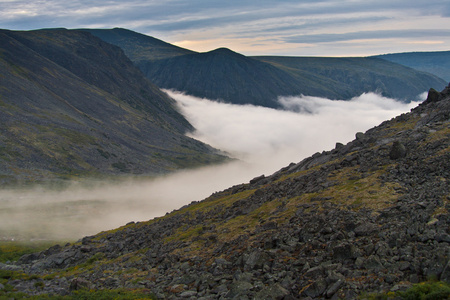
0 29 227 184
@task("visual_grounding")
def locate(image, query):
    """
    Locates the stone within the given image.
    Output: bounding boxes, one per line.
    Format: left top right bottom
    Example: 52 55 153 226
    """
255 283 289 300
226 281 253 298
179 290 197 298
389 141 407 159
440 260 450 283
303 279 328 298
69 278 91 291
326 279 343 298
244 250 270 271
425 88 441 103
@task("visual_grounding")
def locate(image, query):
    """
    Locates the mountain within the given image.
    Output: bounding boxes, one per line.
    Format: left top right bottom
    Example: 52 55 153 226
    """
4 86 449 298
138 47 310 108
81 27 195 62
0 29 227 185
85 28 446 107
374 51 450 82
253 56 447 101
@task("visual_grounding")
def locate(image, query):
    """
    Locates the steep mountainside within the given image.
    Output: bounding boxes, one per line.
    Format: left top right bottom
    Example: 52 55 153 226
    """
83 28 446 107
253 56 447 101
374 51 450 82
138 47 308 108
4 86 449 298
0 29 226 185
81 28 196 62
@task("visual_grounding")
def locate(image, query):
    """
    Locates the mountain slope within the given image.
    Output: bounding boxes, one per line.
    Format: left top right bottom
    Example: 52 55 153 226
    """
6 86 450 298
374 50 450 82
82 28 446 106
140 50 446 106
81 28 196 62
0 29 227 185
138 47 309 108
253 56 447 101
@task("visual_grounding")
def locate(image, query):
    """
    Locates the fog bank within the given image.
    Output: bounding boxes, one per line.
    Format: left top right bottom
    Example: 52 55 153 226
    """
0 92 421 241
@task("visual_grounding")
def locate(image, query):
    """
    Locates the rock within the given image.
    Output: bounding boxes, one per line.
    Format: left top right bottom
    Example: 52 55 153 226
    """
363 255 384 271
0 262 23 272
179 290 197 298
255 283 289 300
389 141 407 159
244 250 270 271
326 279 343 298
425 88 441 103
354 223 378 236
332 243 358 260
69 278 91 291
302 279 328 298
355 132 365 140
440 260 450 283
225 281 253 298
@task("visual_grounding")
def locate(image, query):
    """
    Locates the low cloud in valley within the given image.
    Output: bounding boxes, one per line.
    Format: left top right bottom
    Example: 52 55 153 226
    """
0 92 422 241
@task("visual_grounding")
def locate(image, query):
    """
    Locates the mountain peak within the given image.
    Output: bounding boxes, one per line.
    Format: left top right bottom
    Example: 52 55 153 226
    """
206 47 241 56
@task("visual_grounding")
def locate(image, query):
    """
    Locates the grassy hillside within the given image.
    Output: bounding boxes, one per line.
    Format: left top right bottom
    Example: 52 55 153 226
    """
0 29 227 185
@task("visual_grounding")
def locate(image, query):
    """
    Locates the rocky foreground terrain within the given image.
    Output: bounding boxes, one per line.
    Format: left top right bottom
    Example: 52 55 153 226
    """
1 86 449 298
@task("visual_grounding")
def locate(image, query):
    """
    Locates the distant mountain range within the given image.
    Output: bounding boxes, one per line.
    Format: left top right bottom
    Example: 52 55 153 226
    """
374 51 450 82
85 28 447 107
0 29 227 185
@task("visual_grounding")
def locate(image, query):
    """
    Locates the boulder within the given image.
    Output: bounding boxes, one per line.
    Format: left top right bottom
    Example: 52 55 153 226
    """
389 141 407 159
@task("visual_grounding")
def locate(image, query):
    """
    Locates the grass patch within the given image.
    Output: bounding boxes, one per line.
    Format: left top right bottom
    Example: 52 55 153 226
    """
0 241 58 263
361 280 450 299
322 165 401 211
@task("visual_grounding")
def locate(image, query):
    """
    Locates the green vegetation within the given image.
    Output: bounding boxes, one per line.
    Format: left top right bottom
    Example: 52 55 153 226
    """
0 241 56 263
361 280 450 299
0 287 156 299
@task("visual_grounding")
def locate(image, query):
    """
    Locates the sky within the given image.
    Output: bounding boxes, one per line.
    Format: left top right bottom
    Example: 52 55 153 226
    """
1 0 449 56
0 93 421 240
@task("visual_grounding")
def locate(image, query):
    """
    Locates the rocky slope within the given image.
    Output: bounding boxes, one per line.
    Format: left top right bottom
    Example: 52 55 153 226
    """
1 86 450 298
0 29 227 185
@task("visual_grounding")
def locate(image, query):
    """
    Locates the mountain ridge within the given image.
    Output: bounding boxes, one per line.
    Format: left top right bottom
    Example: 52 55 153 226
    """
374 50 450 82
3 85 449 299
0 29 227 185
84 28 446 107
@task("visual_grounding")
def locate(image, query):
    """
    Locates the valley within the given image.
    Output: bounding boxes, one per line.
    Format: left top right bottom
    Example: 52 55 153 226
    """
0 27 449 299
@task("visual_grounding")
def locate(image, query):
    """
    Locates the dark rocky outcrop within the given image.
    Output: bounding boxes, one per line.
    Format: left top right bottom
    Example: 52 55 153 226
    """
2 85 450 298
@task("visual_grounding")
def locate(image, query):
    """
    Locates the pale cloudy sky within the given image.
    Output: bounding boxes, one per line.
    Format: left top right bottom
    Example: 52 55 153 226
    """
1 1 449 56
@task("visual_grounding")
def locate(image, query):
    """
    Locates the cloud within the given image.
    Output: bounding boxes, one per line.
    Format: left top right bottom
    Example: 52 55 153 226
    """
169 91 420 167
1 0 449 56
0 91 421 241
285 29 450 44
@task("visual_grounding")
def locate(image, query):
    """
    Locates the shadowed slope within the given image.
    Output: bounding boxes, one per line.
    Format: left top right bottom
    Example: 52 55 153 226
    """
0 29 227 184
